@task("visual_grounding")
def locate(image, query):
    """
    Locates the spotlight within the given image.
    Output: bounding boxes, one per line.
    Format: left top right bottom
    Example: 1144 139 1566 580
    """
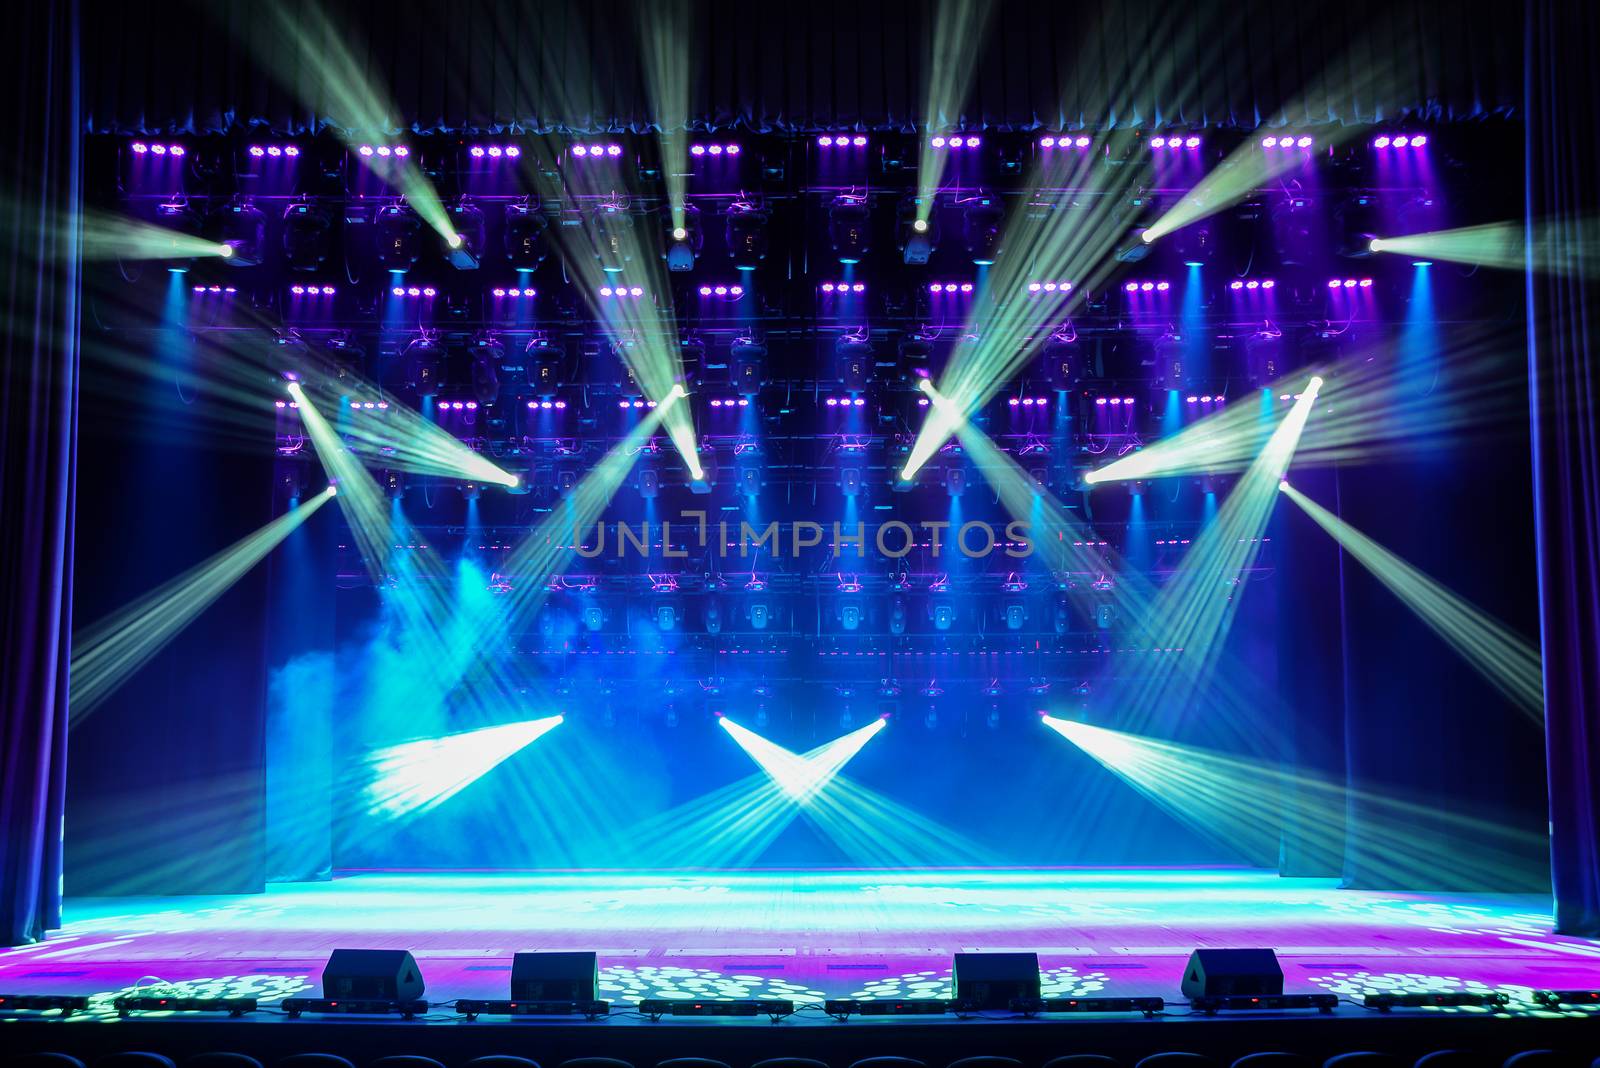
593 204 634 273
503 203 550 269
829 195 871 264
963 195 1004 265
375 204 423 272
470 337 503 405
445 201 485 269
213 199 266 266
153 201 202 272
1114 226 1153 263
401 335 446 398
899 196 937 264
726 201 770 270
665 203 702 272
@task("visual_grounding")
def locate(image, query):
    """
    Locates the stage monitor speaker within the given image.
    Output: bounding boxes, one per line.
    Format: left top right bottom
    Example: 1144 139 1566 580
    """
511 951 599 1001
953 952 1040 1010
1180 948 1283 997
322 949 425 1000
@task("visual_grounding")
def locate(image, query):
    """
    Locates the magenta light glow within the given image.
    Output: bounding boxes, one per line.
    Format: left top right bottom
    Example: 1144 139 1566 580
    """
492 287 536 298
1025 280 1073 294
817 134 869 148
133 142 185 156
1372 133 1428 149
1125 280 1170 293
1229 279 1276 290
820 282 867 294
930 135 982 149
599 285 646 298
691 143 742 156
699 284 746 297
1328 277 1374 289
571 144 624 159
1148 135 1202 150
928 282 975 293
1038 134 1094 149
526 400 569 410
470 144 522 159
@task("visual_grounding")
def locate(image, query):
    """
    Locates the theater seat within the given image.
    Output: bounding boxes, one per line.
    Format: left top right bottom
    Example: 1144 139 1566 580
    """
558 1060 634 1068
95 1055 177 1068
1415 1053 1492 1068
368 1058 444 1068
948 1058 1024 1068
1504 1055 1582 1068
1136 1056 1217 1068
656 1060 731 1068
11 1055 87 1068
753 1059 830 1068
184 1054 264 1068
1045 1057 1121 1068
849 1058 927 1068
463 1059 541 1068
1325 1056 1404 1068
1233 1056 1313 1068
277 1055 356 1068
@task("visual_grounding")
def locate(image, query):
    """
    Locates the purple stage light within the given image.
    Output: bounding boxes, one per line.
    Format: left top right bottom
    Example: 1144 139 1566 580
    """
852 135 867 146
291 284 305 295
727 144 741 155
392 286 405 296
1009 396 1020 406
170 145 185 156
421 286 436 297
700 285 712 296
359 145 374 156
151 143 166 155
1246 280 1259 290
1296 135 1313 148
1373 135 1392 148
1410 134 1427 147
1125 281 1139 292
818 136 833 147
691 145 706 156
470 146 486 157
407 287 421 297
1150 136 1166 148
1040 136 1056 148
394 146 409 157
600 286 613 296
1392 135 1410 148
826 397 838 406
630 285 643 296
285 146 299 157
493 287 506 297
1230 280 1243 290
930 136 946 148
488 146 503 157
573 145 589 157
249 145 265 157
1261 136 1277 148
714 285 728 295
1075 135 1091 147
1156 281 1170 291
607 144 622 156
377 146 392 157
1359 278 1373 287
132 141 148 153
820 283 835 293
1343 279 1356 287
193 285 205 293
1141 282 1154 291
618 400 630 409
1185 135 1201 148
708 145 723 155
266 145 282 157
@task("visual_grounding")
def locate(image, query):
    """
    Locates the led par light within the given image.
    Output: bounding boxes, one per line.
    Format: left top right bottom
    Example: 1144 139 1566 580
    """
213 199 266 266
666 203 703 271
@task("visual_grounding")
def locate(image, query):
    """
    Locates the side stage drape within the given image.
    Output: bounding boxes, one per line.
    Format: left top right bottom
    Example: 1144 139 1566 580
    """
1527 0 1600 937
0 0 80 947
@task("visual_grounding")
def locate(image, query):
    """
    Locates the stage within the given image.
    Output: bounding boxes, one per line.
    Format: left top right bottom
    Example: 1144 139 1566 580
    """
5 868 1598 1021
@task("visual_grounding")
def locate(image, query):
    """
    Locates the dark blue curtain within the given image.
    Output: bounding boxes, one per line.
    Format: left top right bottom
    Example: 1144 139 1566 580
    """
80 0 1520 136
1528 0 1600 937
0 0 79 947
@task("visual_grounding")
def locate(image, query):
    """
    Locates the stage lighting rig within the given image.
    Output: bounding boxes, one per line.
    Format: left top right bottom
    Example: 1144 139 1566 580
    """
401 334 446 398
665 203 703 271
594 203 634 273
524 336 565 396
829 194 872 264
726 200 770 270
1114 225 1154 263
898 196 938 264
376 204 423 272
963 194 1005 265
283 201 333 272
470 337 503 406
503 202 550 269
153 199 202 272
1041 327 1081 391
212 198 266 266
835 334 873 392
445 200 484 269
